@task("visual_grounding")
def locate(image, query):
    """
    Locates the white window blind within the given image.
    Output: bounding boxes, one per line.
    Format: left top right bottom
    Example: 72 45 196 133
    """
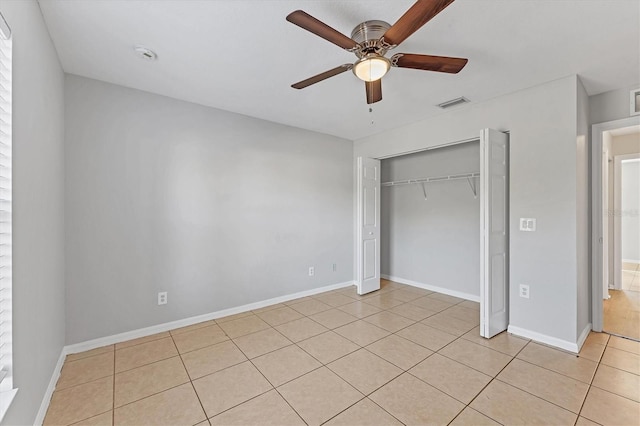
0 12 12 396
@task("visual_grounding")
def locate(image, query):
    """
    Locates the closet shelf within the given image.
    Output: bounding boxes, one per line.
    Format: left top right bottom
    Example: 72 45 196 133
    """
382 172 479 199
381 172 479 187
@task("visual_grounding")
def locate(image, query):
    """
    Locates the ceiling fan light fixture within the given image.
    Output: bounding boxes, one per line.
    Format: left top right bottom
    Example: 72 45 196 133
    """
353 55 390 82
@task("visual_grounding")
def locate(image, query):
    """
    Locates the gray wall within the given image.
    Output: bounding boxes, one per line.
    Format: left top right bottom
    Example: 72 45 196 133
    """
590 83 640 125
576 78 590 339
355 76 582 345
380 142 480 297
621 160 640 262
64 75 353 344
1 1 66 424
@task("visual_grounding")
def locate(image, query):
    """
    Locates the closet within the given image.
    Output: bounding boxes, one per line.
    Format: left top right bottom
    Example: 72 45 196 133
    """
380 141 481 300
355 128 509 338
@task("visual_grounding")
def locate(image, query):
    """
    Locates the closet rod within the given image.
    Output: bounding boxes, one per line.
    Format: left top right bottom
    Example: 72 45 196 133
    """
381 172 479 187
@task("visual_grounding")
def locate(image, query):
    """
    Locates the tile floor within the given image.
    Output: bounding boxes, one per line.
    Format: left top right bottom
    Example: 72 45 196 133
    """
604 262 640 340
44 280 640 426
622 262 640 292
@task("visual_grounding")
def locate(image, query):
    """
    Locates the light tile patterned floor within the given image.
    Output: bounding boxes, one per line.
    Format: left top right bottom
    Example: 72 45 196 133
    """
622 261 640 292
604 263 640 340
44 280 640 426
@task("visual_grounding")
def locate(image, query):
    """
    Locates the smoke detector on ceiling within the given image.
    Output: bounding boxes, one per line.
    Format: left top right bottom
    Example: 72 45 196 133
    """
133 45 157 61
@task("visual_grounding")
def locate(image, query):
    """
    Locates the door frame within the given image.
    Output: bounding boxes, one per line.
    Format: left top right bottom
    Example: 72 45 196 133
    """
591 116 640 332
613 153 640 290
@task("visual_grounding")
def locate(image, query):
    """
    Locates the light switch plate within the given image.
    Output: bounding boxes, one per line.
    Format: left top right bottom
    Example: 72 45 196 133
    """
519 218 536 232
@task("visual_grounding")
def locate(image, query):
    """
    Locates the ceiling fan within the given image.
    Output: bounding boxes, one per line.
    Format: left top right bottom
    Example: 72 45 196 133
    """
286 0 468 104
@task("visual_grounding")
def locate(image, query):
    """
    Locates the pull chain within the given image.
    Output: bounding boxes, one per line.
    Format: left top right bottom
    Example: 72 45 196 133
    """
369 107 374 125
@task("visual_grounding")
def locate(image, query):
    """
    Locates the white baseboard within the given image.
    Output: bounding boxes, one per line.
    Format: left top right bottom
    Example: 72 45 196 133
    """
35 280 354 425
384 275 589 354
0 389 18 424
508 324 591 354
381 274 480 303
65 280 354 355
576 322 593 352
34 349 67 426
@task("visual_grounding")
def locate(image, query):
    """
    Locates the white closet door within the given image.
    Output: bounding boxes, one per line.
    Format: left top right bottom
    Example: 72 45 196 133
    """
480 129 509 338
357 157 381 295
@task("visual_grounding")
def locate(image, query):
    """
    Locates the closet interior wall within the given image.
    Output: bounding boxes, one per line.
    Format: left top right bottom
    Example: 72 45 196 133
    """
381 141 480 298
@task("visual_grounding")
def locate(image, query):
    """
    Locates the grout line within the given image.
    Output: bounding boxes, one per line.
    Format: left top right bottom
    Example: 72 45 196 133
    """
226 336 310 425
425 316 525 423
316 292 478 424
583 368 640 404
492 377 584 416
111 357 191 411
293 332 361 365
169 332 209 422
512 353 597 385
312 285 476 424
169 319 219 336
602 330 640 344
114 353 177 375
181 356 246 383
47 374 115 394
593 360 640 377
364 397 408 426
112 380 190 411
173 336 232 356
445 337 532 425
64 346 115 363
576 361 601 423
59 282 638 426
113 331 172 351
64 410 114 426
317 396 368 426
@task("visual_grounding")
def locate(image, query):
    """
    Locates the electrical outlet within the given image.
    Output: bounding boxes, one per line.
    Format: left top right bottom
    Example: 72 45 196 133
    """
158 292 168 305
308 267 314 276
332 263 337 272
519 218 536 232
519 284 530 299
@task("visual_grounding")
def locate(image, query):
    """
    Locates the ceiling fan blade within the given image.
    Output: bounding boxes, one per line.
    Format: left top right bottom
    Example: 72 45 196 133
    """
286 10 358 51
291 64 353 89
382 0 456 47
391 53 467 73
365 79 382 104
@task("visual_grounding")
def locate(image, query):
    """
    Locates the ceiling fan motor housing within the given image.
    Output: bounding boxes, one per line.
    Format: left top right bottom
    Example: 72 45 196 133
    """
351 20 392 57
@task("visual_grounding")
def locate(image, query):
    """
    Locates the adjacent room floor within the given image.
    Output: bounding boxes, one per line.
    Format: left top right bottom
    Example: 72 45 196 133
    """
604 261 640 340
44 280 639 426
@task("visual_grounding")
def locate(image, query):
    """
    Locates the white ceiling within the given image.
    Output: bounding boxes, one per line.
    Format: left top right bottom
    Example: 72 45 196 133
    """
38 0 640 140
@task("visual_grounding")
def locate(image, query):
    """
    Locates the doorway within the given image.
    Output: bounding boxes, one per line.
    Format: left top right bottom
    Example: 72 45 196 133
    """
592 117 640 340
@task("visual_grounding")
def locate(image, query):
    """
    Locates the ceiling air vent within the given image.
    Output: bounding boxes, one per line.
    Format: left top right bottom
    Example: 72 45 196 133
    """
437 97 470 109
